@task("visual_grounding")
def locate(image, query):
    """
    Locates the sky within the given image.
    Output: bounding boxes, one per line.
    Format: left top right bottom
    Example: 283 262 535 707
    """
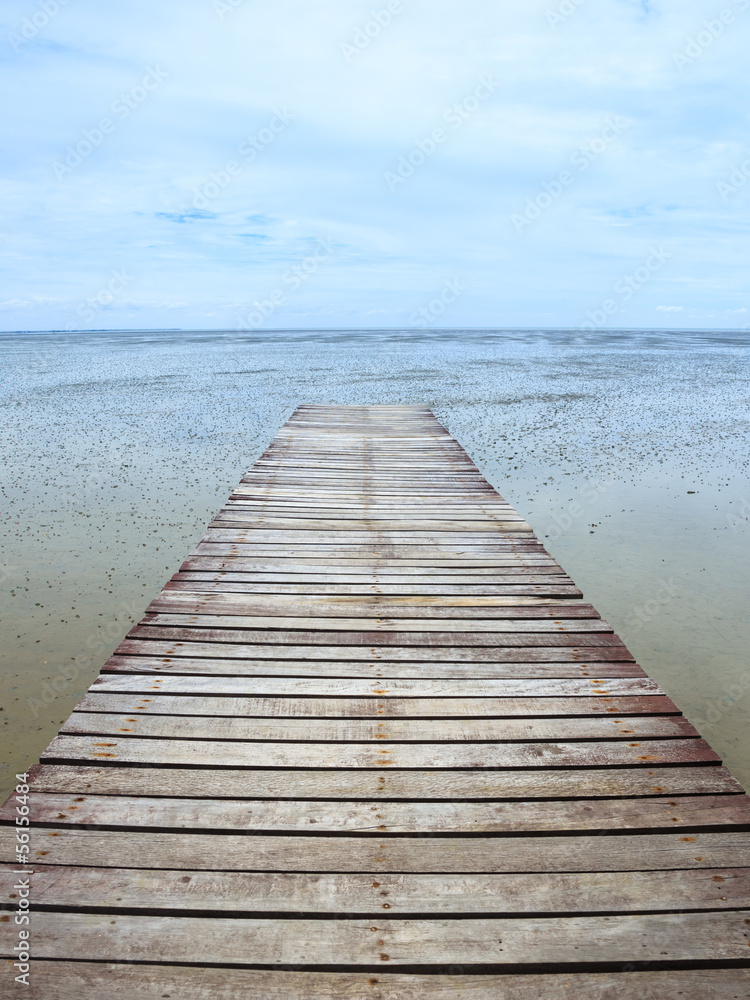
1 0 749 332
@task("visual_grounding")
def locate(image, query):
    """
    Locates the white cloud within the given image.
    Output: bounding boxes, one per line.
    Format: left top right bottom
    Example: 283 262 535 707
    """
0 0 748 330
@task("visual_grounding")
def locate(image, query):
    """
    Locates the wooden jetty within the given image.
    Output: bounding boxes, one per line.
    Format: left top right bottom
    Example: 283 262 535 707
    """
2 403 749 998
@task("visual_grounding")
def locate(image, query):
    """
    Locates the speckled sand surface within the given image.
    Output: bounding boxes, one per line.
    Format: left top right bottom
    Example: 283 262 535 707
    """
1 328 748 798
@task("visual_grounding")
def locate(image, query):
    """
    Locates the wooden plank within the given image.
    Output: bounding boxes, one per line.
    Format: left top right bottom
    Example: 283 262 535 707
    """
40 735 718 768
168 582 585 597
206 520 531 542
203 530 535 543
166 577 575 592
222 502 522 515
179 558 568 572
223 502 516 511
27 763 743 799
151 592 597 618
90 675 661 696
114 637 635 661
5 911 750 966
238 476 497 486
97 654 648 678
73 692 673 716
9 965 750 1000
3 827 747 872
4 865 748 914
240 467 489 476
193 545 546 558
140 609 612 634
132 621 625 645
10 791 748 833
194 539 545 551
57 711 700 742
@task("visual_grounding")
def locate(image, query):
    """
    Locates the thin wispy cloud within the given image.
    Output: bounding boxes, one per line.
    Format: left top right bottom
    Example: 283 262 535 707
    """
1 0 747 331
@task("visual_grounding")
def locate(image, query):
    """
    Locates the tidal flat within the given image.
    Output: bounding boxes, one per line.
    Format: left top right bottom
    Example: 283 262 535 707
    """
0 328 748 799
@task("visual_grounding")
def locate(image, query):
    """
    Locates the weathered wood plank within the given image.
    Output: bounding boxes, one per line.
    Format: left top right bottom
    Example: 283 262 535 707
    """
57 711 699 743
73 692 673 716
9 792 748 833
132 621 625 646
10 965 750 1000
150 592 598 619
203 529 535 542
222 502 521 516
140 608 613 634
4 827 747 872
40 735 718 768
164 581 580 600
209 524 532 538
91 674 661 696
115 637 633 662
27 763 742 799
3 865 747 914
190 551 556 565
5 911 750 966
179 557 568 572
197 548 547 561
208 518 530 531
96 654 648 679
168 582 584 597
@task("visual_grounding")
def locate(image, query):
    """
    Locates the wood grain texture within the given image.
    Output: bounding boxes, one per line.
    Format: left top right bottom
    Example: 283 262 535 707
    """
40 734 719 768
4 864 747 914
72 691 674 715
8 965 750 1000
2 827 749 872
114 637 633 662
4 911 750 965
92 654 651 678
8 791 748 833
153 591 594 617
25 763 743 799
56 710 699 742
89 674 662 696
130 620 626 646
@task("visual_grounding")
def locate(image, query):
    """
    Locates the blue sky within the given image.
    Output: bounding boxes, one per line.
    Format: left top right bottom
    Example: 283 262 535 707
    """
1 0 749 331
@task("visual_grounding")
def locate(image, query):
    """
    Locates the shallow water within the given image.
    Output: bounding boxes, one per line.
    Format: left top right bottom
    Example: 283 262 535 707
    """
1 328 748 799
